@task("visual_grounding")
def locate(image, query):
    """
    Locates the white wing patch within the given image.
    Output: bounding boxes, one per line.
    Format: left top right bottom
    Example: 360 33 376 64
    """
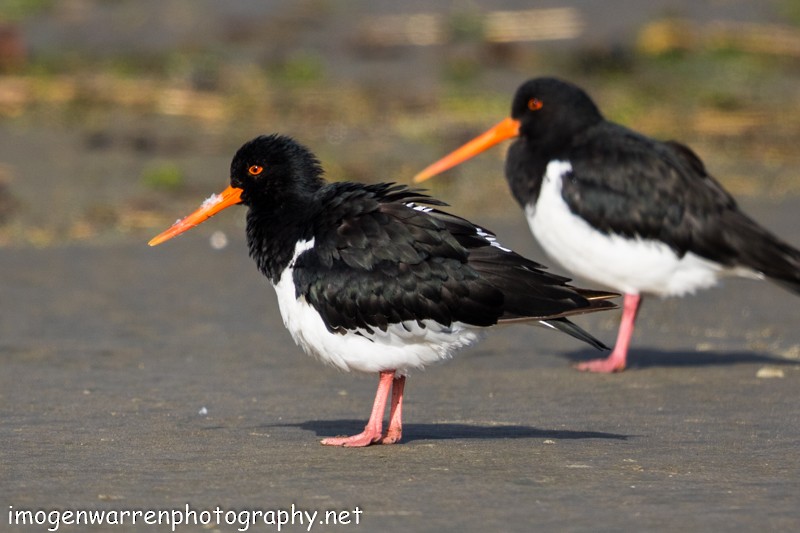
476 227 512 252
405 202 433 213
405 202 512 252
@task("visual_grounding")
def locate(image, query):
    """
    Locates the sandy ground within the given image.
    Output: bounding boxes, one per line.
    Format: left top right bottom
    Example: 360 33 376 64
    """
2 197 798 532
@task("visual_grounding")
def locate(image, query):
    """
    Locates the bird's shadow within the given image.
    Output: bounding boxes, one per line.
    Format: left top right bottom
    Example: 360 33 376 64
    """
266 420 629 443
565 347 796 369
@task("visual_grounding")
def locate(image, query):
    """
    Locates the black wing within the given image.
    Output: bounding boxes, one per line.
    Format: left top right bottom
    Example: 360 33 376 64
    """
563 123 734 245
292 182 617 340
564 123 800 291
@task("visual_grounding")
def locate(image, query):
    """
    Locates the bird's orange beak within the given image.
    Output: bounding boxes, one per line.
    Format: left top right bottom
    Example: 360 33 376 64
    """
148 185 243 246
413 117 521 183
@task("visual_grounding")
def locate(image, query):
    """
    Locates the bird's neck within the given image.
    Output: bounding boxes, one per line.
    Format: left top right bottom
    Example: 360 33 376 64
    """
505 138 550 208
506 121 598 208
245 203 315 284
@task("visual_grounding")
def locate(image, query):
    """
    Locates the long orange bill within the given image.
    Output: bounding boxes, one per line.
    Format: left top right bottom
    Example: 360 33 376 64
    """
148 185 243 246
413 116 521 183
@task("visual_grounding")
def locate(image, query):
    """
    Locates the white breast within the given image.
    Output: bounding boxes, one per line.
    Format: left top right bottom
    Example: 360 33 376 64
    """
271 239 484 374
527 160 754 297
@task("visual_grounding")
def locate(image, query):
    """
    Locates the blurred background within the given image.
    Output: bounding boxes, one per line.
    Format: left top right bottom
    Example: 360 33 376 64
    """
1 0 799 247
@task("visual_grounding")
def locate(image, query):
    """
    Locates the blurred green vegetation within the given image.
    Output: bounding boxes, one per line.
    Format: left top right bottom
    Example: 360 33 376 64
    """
781 0 800 27
269 52 326 87
447 9 486 43
0 0 53 22
141 162 185 192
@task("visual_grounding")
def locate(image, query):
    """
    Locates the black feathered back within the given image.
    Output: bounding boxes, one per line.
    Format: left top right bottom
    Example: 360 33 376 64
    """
291 183 615 335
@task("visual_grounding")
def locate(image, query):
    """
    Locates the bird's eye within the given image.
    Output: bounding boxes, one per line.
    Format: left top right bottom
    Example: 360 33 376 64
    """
528 98 543 111
248 165 264 176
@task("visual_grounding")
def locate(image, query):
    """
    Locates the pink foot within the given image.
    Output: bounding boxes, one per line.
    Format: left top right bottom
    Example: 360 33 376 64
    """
320 371 406 447
574 293 641 374
574 356 626 373
379 431 402 445
321 429 383 447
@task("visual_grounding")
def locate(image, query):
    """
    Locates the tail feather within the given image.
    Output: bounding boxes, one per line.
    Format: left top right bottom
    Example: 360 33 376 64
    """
497 288 618 323
575 288 621 302
737 226 800 295
539 317 610 351
696 210 800 295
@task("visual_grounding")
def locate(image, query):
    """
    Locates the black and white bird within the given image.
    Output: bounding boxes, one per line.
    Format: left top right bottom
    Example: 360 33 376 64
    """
415 77 800 373
149 134 617 446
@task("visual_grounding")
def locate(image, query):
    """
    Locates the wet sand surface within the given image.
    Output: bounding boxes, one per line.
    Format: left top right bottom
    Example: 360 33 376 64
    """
2 198 798 532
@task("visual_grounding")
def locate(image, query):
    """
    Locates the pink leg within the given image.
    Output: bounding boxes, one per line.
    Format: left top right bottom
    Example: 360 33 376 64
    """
575 293 641 373
380 375 406 444
321 370 395 447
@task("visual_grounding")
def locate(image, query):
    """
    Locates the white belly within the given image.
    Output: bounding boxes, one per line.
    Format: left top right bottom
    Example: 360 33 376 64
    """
527 160 748 297
272 240 483 374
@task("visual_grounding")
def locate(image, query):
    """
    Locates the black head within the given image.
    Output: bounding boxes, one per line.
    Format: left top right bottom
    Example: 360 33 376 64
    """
148 133 325 247
230 134 325 207
510 77 604 146
413 77 606 184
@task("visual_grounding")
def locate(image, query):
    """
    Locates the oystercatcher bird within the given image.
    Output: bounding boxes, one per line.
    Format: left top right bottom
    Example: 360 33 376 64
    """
149 134 617 446
415 77 800 373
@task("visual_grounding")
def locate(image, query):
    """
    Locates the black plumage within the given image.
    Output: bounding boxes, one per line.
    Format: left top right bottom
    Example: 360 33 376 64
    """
505 78 800 293
233 136 615 342
414 76 799 373
149 133 618 445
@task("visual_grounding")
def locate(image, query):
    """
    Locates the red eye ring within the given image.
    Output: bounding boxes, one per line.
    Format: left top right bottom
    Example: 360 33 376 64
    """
528 98 543 111
248 165 263 176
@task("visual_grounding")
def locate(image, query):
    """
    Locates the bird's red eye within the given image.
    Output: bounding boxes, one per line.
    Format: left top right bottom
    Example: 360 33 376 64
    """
248 165 263 176
528 98 543 111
